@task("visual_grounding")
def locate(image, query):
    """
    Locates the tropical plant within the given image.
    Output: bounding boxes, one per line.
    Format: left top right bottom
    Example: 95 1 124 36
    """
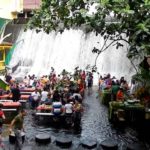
135 86 150 101
0 20 11 44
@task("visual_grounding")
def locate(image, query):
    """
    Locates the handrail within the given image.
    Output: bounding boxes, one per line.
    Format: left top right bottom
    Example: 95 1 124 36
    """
36 113 53 116
0 100 13 102
2 108 17 111
19 100 27 103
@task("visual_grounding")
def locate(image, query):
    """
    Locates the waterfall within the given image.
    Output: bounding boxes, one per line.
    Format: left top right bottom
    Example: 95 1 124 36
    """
9 28 136 83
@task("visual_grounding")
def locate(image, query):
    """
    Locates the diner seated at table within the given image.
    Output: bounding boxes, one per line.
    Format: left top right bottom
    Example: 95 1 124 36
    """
31 88 40 109
116 87 124 102
44 93 52 105
111 80 120 101
64 100 73 115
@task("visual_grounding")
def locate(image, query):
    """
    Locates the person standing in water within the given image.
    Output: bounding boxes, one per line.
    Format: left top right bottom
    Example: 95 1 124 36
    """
0 103 5 148
9 109 27 150
9 83 21 102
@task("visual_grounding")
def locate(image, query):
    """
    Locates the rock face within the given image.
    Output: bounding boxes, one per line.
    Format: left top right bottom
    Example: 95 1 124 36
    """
56 137 72 148
35 134 51 144
100 138 118 150
81 139 97 149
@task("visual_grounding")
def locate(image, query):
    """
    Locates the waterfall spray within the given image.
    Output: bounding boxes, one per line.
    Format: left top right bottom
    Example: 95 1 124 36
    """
5 39 24 67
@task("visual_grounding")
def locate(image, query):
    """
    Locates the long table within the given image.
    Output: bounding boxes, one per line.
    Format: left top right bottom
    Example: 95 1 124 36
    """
1 101 21 108
36 105 52 111
0 94 30 100
20 88 35 92
109 101 145 122
0 101 21 123
100 90 111 106
20 92 32 95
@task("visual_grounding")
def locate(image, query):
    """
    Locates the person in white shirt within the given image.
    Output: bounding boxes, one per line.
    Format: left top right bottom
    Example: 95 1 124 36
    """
29 78 34 87
65 101 73 114
41 88 48 104
31 89 40 109
72 90 82 103
23 76 29 87
130 80 138 96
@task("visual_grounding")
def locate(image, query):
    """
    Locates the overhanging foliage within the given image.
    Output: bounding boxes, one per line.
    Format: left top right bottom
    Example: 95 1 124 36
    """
27 0 150 80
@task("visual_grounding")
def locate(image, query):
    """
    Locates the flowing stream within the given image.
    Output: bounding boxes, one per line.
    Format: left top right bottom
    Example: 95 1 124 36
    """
3 87 150 150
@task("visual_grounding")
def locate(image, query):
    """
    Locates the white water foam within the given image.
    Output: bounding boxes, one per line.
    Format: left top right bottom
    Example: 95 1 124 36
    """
9 29 136 84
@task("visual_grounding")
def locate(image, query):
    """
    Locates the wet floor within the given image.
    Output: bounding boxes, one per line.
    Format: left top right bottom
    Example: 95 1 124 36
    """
2 87 150 149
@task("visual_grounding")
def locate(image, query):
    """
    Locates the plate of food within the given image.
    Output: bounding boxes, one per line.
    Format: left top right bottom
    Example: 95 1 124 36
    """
127 100 136 104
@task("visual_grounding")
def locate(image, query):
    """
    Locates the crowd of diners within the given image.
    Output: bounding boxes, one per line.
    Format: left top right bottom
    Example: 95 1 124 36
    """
3 68 94 113
1 70 150 148
3 69 150 108
0 68 95 148
98 73 150 107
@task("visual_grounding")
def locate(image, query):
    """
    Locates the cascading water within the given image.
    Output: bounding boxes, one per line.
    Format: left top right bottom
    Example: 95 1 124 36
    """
9 28 136 83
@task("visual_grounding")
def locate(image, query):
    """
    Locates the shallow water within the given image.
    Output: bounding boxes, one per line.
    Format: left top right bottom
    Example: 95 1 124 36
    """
2 87 150 150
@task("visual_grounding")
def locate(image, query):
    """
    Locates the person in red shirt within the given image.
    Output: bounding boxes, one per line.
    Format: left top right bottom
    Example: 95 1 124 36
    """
0 103 5 147
116 88 124 101
81 71 86 81
77 80 85 98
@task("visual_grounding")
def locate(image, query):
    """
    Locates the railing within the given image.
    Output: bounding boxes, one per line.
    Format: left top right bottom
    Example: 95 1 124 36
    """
36 112 53 116
0 100 13 102
2 108 17 111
